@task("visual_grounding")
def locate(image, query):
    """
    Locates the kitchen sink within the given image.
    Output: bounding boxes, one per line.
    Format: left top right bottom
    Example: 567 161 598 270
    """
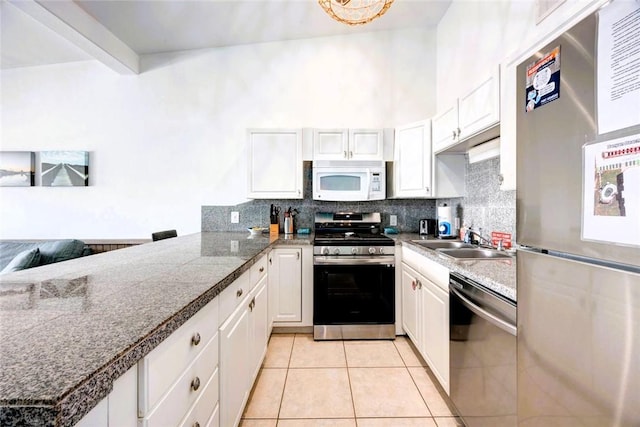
437 248 513 260
411 240 475 249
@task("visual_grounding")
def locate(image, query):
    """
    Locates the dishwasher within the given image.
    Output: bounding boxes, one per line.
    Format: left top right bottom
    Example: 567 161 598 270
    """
449 272 517 427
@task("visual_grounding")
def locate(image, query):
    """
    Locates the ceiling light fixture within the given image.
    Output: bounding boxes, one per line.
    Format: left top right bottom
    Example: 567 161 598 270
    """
318 0 395 26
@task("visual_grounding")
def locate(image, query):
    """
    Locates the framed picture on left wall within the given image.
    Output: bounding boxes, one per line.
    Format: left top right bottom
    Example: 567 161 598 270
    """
0 151 35 187
41 151 89 187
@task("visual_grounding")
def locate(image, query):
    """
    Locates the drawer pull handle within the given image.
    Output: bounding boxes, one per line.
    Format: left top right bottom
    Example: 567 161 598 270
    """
259 266 264 273
237 288 243 298
191 376 201 391
191 333 201 346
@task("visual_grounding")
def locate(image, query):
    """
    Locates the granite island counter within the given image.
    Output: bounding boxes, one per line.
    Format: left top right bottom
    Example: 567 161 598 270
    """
0 232 311 426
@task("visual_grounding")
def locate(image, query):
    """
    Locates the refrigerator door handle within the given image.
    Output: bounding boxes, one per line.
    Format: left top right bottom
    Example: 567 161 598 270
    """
451 287 517 336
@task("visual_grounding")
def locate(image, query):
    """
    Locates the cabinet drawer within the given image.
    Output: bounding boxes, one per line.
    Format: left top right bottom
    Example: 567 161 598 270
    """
219 270 250 325
138 299 219 415
179 368 219 427
402 247 449 291
143 333 219 427
250 254 268 289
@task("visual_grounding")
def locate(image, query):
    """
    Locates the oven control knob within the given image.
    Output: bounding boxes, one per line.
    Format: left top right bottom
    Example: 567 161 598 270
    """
368 247 376 254
322 247 330 256
379 247 385 254
351 247 358 255
333 248 341 255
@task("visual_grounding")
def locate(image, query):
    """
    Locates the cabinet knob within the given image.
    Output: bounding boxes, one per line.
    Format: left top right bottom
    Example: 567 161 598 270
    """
191 376 201 391
456 127 461 137
418 280 423 289
498 174 504 184
191 333 201 346
259 266 264 273
194 423 200 427
343 151 347 158
411 280 417 290
349 151 353 158
237 288 243 298
425 187 430 193
452 130 456 140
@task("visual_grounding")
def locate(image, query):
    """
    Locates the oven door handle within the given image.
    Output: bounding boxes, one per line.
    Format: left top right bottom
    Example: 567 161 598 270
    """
450 286 517 336
314 257 395 266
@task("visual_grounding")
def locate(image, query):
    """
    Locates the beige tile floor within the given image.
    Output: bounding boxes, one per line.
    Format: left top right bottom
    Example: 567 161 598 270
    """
240 334 464 427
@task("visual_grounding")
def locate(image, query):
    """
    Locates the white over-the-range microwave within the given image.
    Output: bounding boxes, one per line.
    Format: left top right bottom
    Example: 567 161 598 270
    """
312 160 386 201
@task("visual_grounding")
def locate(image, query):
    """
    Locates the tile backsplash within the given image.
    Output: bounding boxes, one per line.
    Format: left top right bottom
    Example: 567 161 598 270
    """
202 157 515 239
460 156 516 240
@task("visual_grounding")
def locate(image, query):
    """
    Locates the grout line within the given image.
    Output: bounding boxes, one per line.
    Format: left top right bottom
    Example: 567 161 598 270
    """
343 339 359 422
274 332 297 422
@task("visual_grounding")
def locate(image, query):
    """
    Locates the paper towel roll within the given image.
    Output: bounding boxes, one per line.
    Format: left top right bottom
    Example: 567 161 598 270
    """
437 206 454 236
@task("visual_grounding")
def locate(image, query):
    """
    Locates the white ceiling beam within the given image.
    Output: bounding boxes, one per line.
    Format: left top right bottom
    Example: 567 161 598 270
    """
8 0 139 74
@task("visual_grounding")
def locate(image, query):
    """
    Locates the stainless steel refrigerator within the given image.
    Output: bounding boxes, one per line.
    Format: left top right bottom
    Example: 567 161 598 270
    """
516 2 640 426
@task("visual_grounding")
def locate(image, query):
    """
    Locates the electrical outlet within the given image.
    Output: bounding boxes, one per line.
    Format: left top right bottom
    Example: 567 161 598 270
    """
390 215 397 226
230 240 239 252
230 211 239 223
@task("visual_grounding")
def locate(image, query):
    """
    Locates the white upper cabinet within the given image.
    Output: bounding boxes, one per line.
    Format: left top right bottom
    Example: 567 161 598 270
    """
432 103 460 154
247 129 303 199
499 60 517 191
312 129 348 160
389 120 432 198
432 66 500 154
313 128 383 160
458 69 500 141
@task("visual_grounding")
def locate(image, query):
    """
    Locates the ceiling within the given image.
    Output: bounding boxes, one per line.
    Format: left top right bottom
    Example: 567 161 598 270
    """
1 0 451 71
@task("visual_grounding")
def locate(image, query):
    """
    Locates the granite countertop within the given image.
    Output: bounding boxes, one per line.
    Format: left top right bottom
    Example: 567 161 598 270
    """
393 233 517 302
0 232 312 427
0 230 511 426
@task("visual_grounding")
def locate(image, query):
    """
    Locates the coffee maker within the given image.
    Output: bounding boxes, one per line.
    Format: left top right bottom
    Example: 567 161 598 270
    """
419 219 437 236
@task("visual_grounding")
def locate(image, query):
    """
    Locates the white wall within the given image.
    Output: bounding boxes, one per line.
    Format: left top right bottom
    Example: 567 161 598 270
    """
0 28 437 239
435 0 602 111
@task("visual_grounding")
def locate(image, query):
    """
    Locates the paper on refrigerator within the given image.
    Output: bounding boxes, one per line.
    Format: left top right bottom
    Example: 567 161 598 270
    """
583 133 640 246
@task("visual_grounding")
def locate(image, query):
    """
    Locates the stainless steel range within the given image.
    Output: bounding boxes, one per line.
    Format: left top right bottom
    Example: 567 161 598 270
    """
313 212 396 340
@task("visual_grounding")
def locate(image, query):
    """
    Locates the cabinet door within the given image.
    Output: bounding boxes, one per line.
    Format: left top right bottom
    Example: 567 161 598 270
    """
313 129 349 160
219 303 250 427
499 61 516 191
393 121 432 198
349 129 384 160
269 248 302 322
432 102 459 153
270 248 302 322
421 279 450 394
458 67 500 141
401 264 421 347
249 276 269 382
247 129 303 199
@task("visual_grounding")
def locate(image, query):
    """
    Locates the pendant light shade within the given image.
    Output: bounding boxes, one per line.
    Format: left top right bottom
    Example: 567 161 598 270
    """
318 0 395 26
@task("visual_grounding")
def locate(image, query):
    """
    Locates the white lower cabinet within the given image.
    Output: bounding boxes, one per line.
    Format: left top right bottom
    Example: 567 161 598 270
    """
269 248 302 323
75 366 138 427
137 297 220 427
219 299 251 427
219 259 270 427
401 248 450 394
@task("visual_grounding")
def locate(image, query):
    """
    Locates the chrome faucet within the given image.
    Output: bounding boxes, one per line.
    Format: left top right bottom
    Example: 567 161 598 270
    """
466 227 495 248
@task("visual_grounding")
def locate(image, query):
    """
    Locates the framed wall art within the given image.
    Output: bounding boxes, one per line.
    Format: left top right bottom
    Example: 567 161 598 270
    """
41 151 89 187
0 151 35 187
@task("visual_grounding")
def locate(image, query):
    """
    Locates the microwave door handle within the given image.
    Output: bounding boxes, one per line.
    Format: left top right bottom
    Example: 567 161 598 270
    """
366 169 371 197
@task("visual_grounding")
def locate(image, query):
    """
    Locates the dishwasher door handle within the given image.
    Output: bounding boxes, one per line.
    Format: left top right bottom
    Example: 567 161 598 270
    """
450 286 517 336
